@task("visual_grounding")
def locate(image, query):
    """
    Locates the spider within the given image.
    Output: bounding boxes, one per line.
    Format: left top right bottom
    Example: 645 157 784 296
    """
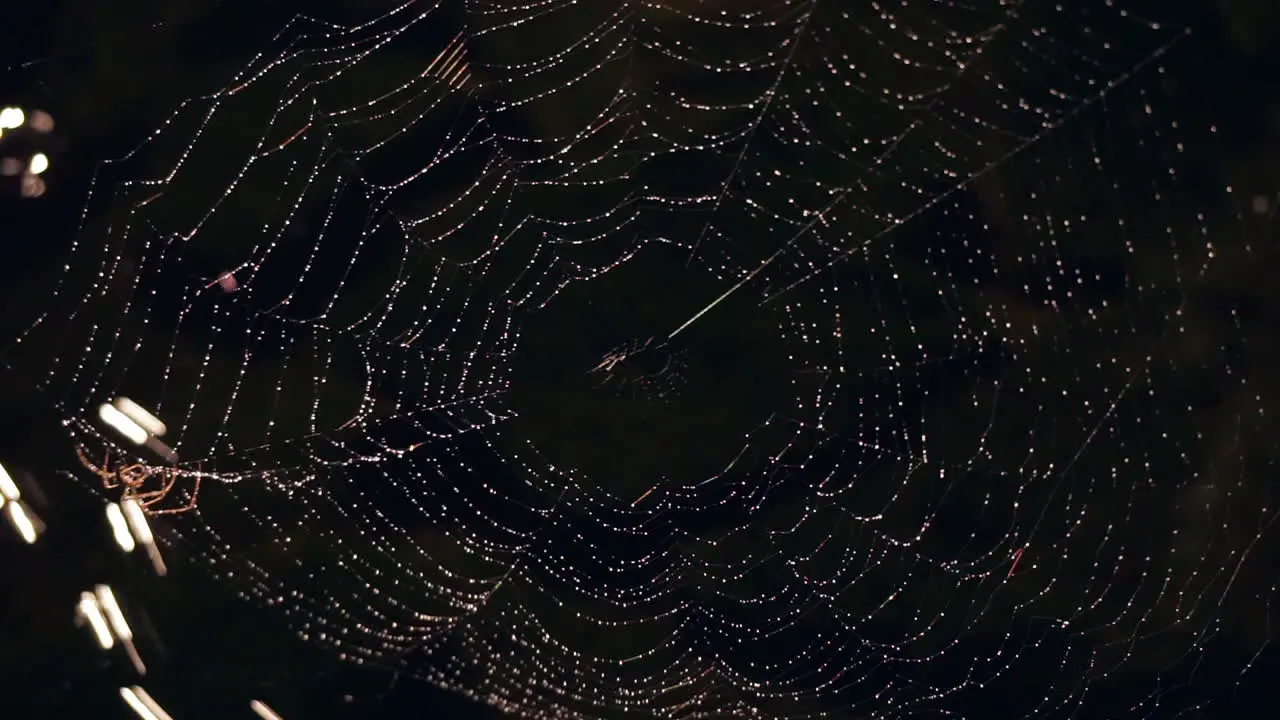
75 446 201 515
588 336 687 403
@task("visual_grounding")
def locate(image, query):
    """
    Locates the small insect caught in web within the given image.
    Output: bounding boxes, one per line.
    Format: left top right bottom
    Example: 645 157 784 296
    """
1006 547 1026 579
204 271 238 293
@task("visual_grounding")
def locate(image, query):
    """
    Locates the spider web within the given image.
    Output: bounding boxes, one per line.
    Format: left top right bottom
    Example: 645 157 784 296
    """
6 0 1279 717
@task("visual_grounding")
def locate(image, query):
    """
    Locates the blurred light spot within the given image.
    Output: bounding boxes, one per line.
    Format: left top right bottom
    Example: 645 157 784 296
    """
0 107 24 129
29 153 48 175
28 109 53 133
20 174 45 198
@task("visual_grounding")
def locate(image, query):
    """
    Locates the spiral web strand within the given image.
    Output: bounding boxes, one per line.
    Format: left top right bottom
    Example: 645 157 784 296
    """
7 0 1279 718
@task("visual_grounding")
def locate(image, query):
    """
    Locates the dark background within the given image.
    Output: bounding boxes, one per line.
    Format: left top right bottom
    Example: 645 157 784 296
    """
1 0 1279 718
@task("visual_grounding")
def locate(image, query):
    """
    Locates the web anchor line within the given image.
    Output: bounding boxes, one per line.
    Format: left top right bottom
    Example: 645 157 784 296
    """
674 0 1025 328
662 27 1191 340
760 27 1192 306
666 245 788 342
686 3 816 266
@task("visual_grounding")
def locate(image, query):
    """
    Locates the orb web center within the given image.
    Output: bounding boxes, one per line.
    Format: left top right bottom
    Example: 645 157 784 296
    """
505 244 793 501
587 337 687 403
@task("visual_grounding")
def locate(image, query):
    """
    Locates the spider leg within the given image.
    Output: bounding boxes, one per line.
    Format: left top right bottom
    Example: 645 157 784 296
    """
150 468 202 515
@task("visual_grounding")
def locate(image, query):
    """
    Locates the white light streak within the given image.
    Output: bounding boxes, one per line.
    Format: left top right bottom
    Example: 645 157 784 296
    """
77 592 115 649
120 686 174 720
95 584 132 642
0 461 20 500
250 699 286 720
98 403 148 445
122 498 167 576
121 498 154 545
6 501 38 544
114 397 167 437
96 584 147 675
106 502 137 552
